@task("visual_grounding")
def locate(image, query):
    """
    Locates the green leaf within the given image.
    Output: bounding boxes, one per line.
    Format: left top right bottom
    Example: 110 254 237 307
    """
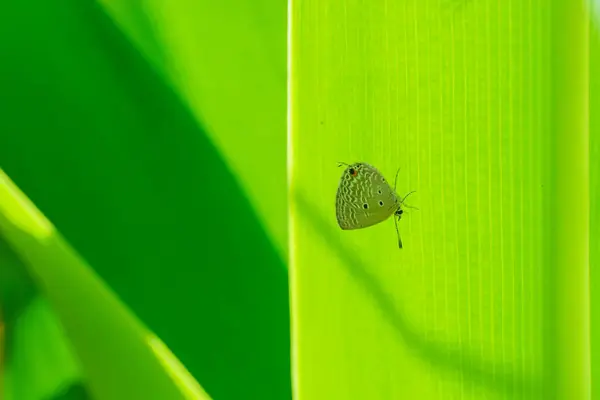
0 1 291 399
289 0 590 399
99 0 289 257
3 296 84 400
0 170 211 399
590 15 600 400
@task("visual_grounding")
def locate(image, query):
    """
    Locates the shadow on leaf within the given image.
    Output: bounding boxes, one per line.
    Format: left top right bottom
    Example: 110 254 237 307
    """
293 189 544 398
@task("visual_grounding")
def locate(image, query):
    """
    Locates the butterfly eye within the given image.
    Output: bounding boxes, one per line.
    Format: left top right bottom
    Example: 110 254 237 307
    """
349 168 358 177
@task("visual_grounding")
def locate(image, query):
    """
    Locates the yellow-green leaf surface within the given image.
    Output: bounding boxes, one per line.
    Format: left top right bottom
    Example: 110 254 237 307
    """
290 1 589 399
98 0 289 257
0 170 211 400
590 11 600 400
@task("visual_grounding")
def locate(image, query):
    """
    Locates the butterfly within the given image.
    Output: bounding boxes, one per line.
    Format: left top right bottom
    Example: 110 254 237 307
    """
335 162 416 248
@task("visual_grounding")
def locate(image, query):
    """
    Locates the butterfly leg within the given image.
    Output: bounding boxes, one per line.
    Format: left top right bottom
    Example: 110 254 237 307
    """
394 212 403 249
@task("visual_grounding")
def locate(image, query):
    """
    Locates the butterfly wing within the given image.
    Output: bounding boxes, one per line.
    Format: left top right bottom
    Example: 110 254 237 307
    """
336 163 399 230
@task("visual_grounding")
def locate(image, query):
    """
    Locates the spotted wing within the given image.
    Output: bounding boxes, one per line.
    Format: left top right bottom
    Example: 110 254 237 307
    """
335 163 398 230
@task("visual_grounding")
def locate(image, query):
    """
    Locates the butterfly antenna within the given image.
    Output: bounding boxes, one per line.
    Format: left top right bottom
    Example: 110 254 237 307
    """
399 190 419 213
400 190 416 203
394 213 403 249
337 161 350 168
394 167 401 192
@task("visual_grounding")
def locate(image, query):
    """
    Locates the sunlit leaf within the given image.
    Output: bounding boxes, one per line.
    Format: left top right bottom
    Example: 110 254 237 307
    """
289 1 590 399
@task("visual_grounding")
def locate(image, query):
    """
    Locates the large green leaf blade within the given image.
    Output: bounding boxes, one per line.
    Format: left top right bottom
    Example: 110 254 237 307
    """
290 0 589 398
590 11 600 400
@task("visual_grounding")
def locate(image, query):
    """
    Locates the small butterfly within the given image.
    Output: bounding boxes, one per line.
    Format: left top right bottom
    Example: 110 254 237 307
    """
335 162 416 248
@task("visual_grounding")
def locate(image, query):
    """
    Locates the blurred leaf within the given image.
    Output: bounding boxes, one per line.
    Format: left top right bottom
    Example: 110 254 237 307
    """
1 235 88 400
0 235 37 343
3 296 87 400
47 383 90 400
0 1 291 399
0 169 210 399
100 0 289 257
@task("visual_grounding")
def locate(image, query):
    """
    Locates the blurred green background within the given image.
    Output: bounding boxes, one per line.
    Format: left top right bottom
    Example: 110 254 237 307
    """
0 0 289 399
0 0 598 400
